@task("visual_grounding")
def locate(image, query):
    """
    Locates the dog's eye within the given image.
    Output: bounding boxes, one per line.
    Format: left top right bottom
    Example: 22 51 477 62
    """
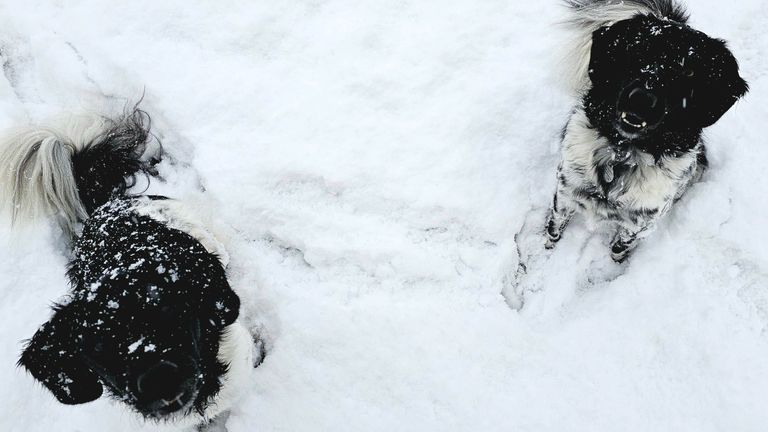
683 68 695 77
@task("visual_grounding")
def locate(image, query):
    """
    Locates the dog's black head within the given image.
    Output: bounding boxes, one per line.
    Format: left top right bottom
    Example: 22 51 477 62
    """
584 14 748 156
18 208 240 420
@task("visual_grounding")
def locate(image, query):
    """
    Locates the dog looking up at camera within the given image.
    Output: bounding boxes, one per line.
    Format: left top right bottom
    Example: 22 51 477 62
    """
0 108 260 427
546 0 748 262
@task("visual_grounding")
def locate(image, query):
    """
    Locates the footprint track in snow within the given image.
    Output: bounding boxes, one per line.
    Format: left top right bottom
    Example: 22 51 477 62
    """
502 205 631 314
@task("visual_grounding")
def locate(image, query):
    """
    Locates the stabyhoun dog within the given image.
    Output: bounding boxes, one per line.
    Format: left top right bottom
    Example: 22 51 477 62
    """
546 0 748 262
0 108 262 426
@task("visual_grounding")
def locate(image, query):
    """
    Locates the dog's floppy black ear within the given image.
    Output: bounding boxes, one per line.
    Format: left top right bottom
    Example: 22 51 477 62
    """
588 25 618 84
694 42 749 128
588 18 638 86
193 255 241 328
18 303 103 404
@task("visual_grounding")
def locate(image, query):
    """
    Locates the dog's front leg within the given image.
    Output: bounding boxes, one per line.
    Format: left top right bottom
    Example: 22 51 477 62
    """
545 184 575 249
610 226 640 262
610 215 657 262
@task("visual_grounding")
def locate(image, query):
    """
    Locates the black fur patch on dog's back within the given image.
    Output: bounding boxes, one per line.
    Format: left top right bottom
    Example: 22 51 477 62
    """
71 110 154 214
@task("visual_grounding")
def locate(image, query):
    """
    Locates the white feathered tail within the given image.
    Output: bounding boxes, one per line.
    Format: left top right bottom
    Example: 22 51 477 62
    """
0 109 154 236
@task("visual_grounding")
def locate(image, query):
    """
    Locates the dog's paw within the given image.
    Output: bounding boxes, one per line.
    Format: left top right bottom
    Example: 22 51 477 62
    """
544 219 562 248
610 251 628 263
610 240 634 263
544 235 559 250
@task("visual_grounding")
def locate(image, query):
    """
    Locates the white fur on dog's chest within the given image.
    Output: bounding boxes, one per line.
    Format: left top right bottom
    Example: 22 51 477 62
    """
560 109 697 216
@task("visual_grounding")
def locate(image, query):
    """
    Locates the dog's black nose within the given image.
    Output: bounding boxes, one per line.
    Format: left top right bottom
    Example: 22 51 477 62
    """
617 81 666 130
627 87 658 114
136 360 185 402
133 358 200 417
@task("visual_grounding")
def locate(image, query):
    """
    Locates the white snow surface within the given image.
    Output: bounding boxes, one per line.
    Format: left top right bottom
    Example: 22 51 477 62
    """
1 1 767 431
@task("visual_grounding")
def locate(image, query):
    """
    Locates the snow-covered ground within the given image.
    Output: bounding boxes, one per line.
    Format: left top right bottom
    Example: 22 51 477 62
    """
1 1 767 431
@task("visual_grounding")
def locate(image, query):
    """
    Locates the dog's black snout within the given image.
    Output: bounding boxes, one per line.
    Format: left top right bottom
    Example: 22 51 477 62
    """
133 356 201 417
618 81 666 130
136 360 185 401
627 87 658 114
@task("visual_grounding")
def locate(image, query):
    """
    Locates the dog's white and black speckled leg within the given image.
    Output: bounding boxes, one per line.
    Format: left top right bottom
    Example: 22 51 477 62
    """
610 215 659 263
545 172 577 249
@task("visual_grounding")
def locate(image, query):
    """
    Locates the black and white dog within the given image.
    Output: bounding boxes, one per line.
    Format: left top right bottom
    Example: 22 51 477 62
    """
546 0 748 261
0 109 259 426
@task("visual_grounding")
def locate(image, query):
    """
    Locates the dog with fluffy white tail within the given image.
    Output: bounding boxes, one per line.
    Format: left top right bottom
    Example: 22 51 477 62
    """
0 108 263 427
547 0 748 262
504 0 748 308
